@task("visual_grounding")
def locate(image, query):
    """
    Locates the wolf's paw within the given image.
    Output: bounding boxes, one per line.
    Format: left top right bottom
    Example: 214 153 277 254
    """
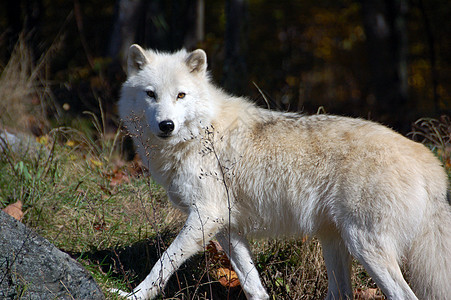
109 288 149 299
109 288 133 298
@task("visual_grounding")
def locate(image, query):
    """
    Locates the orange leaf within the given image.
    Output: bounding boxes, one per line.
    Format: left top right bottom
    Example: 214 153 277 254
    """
2 201 24 221
215 267 240 288
207 241 241 288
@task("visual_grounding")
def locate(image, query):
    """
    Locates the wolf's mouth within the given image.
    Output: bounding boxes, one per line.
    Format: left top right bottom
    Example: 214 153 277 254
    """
157 134 172 139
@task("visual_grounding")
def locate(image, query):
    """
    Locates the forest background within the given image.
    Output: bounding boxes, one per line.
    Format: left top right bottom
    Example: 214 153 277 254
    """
1 0 450 135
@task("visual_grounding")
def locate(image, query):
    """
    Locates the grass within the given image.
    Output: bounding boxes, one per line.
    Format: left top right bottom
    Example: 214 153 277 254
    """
1 41 449 300
410 116 451 179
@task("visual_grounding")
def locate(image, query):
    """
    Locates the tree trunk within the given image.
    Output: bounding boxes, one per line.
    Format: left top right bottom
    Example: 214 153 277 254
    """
223 0 248 96
361 0 409 131
108 0 144 66
183 0 205 49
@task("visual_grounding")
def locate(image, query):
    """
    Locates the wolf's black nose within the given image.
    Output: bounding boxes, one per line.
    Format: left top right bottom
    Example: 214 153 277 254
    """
159 120 175 134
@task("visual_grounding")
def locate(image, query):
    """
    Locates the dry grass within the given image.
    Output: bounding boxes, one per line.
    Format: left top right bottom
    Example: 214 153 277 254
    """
410 116 451 178
0 35 57 134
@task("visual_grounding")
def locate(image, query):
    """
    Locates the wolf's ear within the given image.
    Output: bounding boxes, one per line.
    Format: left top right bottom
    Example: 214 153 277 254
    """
185 49 207 75
127 44 150 76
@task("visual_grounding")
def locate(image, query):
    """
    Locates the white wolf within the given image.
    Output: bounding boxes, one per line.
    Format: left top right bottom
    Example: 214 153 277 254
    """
116 44 451 300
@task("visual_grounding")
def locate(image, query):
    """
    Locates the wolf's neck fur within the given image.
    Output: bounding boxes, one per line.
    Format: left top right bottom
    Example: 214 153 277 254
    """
207 85 262 133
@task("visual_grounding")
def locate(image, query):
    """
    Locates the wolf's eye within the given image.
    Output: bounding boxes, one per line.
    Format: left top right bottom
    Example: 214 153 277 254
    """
177 92 186 100
146 90 156 99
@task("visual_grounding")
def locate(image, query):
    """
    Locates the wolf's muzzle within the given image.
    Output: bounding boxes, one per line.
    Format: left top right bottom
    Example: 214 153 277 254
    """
159 120 175 137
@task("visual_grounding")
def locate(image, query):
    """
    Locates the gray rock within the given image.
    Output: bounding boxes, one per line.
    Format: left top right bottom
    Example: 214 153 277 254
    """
0 211 105 299
0 130 44 157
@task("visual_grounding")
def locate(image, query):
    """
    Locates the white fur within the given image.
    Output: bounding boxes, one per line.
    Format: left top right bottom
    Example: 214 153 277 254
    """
116 44 451 300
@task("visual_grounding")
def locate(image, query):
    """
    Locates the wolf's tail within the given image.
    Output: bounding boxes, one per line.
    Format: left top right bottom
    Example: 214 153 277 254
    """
407 193 451 300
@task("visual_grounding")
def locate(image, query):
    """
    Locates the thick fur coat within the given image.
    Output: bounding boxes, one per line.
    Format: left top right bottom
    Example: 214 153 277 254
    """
116 44 451 300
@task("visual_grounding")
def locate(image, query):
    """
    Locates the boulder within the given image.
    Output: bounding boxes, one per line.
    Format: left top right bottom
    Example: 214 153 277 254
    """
0 211 104 299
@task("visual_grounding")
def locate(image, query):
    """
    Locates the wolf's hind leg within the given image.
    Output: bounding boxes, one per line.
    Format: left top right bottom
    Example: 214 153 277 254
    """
319 233 353 300
343 229 418 300
216 230 270 300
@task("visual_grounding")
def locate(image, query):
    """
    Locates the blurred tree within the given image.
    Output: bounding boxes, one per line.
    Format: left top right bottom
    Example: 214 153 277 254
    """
108 0 205 67
108 0 143 65
416 0 439 113
3 0 43 61
223 0 248 95
184 0 205 49
360 0 409 129
0 0 449 132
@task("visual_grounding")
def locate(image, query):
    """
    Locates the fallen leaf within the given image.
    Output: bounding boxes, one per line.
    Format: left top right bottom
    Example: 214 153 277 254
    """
207 241 241 288
65 140 76 147
207 240 224 253
126 155 145 177
354 288 384 299
89 158 103 167
36 135 50 146
207 241 229 265
2 200 24 221
216 267 240 288
109 169 130 187
93 222 106 231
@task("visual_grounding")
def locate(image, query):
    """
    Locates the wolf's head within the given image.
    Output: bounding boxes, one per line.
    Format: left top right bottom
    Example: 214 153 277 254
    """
119 45 216 144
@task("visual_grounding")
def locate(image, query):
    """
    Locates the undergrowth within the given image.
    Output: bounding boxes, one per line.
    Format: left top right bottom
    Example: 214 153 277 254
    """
410 115 451 179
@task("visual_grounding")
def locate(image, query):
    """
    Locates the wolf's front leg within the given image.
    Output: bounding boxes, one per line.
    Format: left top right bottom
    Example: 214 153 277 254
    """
216 230 270 300
125 210 221 300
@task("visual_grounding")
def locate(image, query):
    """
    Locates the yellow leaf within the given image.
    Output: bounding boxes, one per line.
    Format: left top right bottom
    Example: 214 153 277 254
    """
36 135 49 145
65 140 76 147
90 158 103 167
